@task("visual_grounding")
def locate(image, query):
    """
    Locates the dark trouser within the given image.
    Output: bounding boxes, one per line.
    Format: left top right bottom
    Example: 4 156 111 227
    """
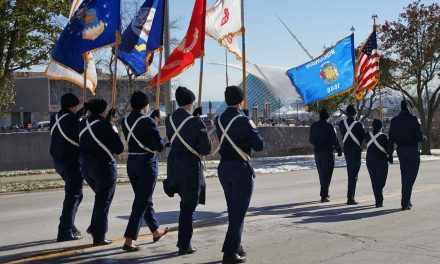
344 147 362 199
366 154 388 205
54 160 83 235
218 161 254 253
314 151 335 198
124 155 159 240
80 156 117 243
177 200 197 249
397 147 420 208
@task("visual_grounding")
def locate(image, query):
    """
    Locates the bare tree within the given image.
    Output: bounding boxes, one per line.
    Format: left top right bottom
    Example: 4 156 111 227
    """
380 1 440 154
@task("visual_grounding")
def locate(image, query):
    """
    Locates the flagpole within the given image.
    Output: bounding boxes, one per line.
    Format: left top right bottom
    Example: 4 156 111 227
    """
241 0 247 110
198 54 204 108
225 49 229 87
112 31 121 108
83 54 88 105
372 14 383 122
155 48 164 110
350 26 359 113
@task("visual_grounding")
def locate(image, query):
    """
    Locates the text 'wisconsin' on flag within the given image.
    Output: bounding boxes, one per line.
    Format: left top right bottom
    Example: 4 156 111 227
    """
45 0 121 94
286 34 356 105
354 29 380 99
118 0 166 77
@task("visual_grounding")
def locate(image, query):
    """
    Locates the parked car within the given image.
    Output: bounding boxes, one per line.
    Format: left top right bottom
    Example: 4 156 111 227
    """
32 121 50 131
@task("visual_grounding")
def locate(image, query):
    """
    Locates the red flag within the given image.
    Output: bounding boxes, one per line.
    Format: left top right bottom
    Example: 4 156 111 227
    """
150 0 206 87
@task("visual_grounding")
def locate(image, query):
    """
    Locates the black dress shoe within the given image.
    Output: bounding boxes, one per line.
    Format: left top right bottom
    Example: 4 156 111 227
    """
375 204 383 208
347 199 359 205
238 246 247 257
321 197 330 203
153 227 169 243
178 246 197 255
57 232 82 242
222 252 246 264
122 244 140 252
93 239 113 246
401 206 411 211
86 225 94 235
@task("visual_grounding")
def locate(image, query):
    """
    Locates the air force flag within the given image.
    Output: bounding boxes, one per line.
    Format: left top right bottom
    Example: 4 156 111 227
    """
51 0 121 74
286 35 355 105
46 0 121 94
118 0 165 76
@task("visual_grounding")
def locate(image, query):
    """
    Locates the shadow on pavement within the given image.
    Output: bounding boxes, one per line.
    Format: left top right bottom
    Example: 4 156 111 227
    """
0 239 57 252
0 243 93 263
290 206 402 224
78 251 180 263
117 210 224 226
1 200 402 263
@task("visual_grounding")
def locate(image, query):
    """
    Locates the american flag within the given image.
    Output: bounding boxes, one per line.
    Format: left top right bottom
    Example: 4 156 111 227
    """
355 30 380 97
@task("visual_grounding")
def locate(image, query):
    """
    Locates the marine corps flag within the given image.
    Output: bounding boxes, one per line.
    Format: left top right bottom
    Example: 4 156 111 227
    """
149 0 207 87
206 0 243 60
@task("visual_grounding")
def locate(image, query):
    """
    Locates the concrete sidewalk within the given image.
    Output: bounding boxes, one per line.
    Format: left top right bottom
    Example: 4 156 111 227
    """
0 160 439 263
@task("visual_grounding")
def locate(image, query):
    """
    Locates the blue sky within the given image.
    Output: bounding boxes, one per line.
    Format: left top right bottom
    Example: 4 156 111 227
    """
158 0 437 101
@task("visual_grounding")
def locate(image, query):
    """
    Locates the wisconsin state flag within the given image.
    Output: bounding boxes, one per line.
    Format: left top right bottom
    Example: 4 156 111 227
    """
149 0 206 87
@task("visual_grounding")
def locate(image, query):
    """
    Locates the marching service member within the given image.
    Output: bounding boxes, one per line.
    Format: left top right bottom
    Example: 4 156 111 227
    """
215 86 264 264
365 119 393 208
121 91 168 252
79 99 124 246
389 100 424 210
50 93 86 242
309 108 342 203
338 104 365 205
165 86 211 255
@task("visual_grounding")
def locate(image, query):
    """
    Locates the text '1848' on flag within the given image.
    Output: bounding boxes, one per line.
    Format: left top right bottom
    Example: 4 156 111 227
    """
286 34 356 105
118 0 166 76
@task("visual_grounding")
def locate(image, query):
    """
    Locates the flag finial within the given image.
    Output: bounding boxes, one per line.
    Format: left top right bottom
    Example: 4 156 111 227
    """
372 14 378 27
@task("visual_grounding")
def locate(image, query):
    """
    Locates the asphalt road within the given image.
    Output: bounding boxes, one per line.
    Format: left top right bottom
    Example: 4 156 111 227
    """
1 160 439 263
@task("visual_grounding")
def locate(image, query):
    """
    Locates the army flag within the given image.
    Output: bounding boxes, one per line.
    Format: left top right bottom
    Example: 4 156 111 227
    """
206 0 242 60
286 35 355 105
45 0 121 93
149 0 207 87
354 30 380 99
118 0 166 76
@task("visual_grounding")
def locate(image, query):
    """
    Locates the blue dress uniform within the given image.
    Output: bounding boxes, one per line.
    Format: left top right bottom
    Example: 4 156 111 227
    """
165 103 211 252
365 119 393 207
50 93 83 241
79 99 124 245
309 109 342 202
215 86 264 264
338 105 365 204
389 101 424 210
121 110 165 243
